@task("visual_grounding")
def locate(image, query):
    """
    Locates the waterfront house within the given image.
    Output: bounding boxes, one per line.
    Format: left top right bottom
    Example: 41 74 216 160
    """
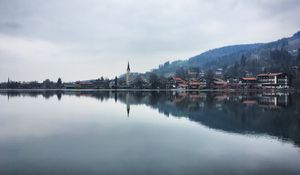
187 68 199 79
257 73 289 89
215 68 224 78
167 77 188 89
240 77 258 89
76 81 95 89
188 79 207 89
64 83 78 89
188 79 201 89
212 78 228 89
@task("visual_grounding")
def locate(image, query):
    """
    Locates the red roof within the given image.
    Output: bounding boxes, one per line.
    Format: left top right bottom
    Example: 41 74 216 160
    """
173 77 187 83
173 77 184 81
189 82 201 85
241 77 257 81
243 100 257 105
178 83 188 87
214 81 227 85
257 73 283 77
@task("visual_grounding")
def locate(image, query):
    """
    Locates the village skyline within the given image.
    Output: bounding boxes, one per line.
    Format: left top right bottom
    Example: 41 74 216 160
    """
1 0 300 82
2 29 300 90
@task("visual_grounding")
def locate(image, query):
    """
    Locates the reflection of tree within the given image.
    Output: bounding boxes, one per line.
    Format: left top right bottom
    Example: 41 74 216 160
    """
118 91 300 147
114 92 118 102
1 90 300 147
56 92 62 101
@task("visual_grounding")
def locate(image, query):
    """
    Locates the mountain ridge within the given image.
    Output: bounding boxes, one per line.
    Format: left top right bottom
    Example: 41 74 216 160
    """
151 31 300 77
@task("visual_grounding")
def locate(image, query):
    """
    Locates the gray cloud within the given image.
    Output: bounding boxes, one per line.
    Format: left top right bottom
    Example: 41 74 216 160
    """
0 0 300 81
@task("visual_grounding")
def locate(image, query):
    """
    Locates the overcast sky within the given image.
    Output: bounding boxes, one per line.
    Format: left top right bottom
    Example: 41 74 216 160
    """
0 0 300 82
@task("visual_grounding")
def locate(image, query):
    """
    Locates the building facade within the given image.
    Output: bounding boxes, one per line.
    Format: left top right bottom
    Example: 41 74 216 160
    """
257 73 289 89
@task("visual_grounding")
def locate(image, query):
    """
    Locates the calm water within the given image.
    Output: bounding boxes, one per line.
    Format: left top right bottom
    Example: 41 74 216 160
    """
0 90 300 175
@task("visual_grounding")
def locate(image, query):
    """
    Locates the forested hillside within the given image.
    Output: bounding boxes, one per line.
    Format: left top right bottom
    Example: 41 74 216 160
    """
152 31 300 79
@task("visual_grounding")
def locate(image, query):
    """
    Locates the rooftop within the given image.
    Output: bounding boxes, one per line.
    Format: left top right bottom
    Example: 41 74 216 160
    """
257 73 283 77
241 77 257 81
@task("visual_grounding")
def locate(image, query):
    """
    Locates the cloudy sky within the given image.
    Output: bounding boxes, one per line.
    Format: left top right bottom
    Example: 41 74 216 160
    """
0 0 300 82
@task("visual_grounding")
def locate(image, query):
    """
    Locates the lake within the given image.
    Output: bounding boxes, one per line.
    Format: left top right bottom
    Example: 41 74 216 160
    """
0 90 300 175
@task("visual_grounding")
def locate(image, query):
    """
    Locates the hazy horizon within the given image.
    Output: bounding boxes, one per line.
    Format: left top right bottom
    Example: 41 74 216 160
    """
1 0 300 82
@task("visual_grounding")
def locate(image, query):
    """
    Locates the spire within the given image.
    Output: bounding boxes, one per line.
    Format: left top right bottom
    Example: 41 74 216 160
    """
127 61 130 71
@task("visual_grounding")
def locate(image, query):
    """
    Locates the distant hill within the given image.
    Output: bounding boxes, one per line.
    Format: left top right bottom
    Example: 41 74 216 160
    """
152 31 300 77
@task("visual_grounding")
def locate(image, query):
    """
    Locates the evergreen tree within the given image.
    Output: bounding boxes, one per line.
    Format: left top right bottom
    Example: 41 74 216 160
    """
240 55 247 67
43 79 52 89
149 73 160 89
297 48 300 66
56 78 62 88
114 76 118 87
175 67 188 79
205 69 215 89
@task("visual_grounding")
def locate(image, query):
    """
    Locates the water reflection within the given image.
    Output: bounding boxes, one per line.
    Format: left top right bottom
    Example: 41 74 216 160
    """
1 90 300 175
1 90 300 147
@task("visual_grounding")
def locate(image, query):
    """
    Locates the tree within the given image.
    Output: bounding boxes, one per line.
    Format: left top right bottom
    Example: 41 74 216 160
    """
175 67 188 79
149 73 160 89
240 55 247 67
297 48 300 66
133 76 144 89
56 78 62 88
114 76 118 87
270 49 292 69
248 59 260 75
43 79 52 89
205 69 215 89
225 61 240 77
233 61 240 76
164 61 170 67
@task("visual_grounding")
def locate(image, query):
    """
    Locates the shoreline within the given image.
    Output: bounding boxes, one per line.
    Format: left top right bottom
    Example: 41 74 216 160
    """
0 88 298 93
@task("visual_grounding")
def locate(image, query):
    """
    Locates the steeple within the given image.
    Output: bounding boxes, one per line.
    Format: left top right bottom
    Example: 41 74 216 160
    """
127 61 130 72
126 61 131 86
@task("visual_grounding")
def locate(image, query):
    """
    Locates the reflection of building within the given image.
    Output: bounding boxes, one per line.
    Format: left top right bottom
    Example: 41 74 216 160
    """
258 94 289 109
126 92 130 117
257 73 289 89
242 99 257 105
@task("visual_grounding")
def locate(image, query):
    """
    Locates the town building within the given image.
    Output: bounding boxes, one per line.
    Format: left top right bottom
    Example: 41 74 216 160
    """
215 68 223 78
212 78 228 89
240 77 258 89
167 77 188 89
188 79 207 89
126 62 131 86
187 68 200 79
257 73 289 89
76 81 95 89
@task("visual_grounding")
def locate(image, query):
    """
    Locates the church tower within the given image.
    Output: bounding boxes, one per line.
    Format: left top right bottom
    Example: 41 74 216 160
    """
126 62 130 86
